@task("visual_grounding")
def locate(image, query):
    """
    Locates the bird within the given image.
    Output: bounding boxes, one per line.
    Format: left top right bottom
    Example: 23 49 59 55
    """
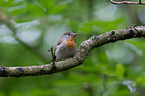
55 31 78 60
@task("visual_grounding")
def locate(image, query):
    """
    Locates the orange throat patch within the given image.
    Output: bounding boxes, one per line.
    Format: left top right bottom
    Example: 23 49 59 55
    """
66 36 75 49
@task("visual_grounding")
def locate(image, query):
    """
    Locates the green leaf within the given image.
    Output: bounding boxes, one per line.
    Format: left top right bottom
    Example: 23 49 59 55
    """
38 0 55 11
0 92 5 96
136 76 145 86
9 8 25 15
0 0 15 7
25 3 44 16
10 92 25 96
49 4 67 14
29 89 54 96
115 63 125 79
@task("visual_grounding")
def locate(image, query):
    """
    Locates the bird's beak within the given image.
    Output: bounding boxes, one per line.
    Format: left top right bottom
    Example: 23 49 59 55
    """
73 33 78 36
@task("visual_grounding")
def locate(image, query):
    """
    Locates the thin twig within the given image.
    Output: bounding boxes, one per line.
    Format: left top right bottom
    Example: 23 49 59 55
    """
49 47 56 69
109 0 145 5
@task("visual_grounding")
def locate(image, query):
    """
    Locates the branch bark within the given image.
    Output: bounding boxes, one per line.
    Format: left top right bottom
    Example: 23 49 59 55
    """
0 26 145 77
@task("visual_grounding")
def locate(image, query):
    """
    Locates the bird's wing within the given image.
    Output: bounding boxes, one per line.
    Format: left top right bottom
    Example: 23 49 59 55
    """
57 38 63 45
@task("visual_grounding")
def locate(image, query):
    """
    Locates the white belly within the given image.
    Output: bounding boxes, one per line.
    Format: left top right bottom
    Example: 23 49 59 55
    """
55 44 77 60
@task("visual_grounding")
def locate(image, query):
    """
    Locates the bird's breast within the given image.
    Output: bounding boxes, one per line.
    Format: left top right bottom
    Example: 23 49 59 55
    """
66 37 75 49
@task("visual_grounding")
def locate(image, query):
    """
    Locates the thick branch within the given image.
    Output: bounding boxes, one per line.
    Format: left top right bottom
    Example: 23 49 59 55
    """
0 26 145 77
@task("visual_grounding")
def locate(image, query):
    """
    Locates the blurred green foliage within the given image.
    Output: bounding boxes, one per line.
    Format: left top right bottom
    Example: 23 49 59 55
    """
0 0 145 96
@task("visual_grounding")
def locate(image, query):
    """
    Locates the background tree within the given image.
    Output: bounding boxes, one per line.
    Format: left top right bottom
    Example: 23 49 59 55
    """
0 0 145 96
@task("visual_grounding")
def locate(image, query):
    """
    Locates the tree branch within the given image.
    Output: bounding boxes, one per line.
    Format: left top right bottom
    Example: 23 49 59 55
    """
109 0 145 5
0 26 145 77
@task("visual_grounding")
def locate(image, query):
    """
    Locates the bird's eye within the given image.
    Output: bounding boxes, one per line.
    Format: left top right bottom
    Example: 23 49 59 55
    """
68 33 70 36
